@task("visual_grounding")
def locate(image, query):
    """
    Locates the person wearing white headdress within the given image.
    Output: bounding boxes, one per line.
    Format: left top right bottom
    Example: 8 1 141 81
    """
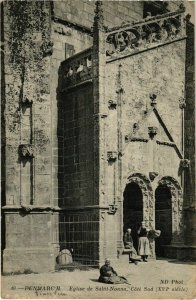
137 221 150 262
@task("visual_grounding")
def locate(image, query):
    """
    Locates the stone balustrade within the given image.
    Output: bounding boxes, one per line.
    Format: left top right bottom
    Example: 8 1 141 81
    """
105 9 186 60
61 47 93 91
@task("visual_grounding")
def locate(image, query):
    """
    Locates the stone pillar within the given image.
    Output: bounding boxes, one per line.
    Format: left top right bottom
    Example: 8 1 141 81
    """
92 1 107 264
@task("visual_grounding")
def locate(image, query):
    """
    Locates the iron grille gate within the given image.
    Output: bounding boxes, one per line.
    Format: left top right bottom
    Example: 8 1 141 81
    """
54 213 99 266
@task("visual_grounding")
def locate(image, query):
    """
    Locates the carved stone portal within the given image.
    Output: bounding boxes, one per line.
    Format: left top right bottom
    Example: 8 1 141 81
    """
158 176 183 244
126 173 155 257
124 174 183 256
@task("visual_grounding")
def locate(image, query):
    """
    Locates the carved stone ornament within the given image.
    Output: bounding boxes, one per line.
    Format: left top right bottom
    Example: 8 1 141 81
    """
19 144 35 158
21 95 33 105
108 204 117 214
107 151 118 162
186 14 191 23
179 3 185 11
148 126 158 139
108 100 117 109
21 83 34 105
116 87 124 94
93 1 104 31
41 40 54 57
180 159 190 168
150 94 157 107
105 10 186 60
133 122 139 134
179 97 186 109
20 205 33 212
54 25 71 36
149 172 159 181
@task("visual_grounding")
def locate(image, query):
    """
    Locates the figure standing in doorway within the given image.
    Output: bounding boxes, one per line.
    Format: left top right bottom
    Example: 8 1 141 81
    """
137 221 150 262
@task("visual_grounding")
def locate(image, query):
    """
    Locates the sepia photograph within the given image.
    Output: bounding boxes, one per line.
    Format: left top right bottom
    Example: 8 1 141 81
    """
1 0 195 299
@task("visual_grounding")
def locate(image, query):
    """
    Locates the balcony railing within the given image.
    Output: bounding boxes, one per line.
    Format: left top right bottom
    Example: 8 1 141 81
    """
61 9 186 90
105 9 186 61
61 47 93 91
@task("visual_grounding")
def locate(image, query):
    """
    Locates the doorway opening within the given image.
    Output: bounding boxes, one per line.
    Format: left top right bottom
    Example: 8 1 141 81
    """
123 182 143 250
155 184 172 257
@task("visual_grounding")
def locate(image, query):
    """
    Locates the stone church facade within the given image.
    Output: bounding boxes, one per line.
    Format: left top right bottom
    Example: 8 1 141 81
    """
1 0 195 273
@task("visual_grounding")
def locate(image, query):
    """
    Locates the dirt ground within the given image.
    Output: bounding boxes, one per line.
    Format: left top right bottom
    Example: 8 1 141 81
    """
1 259 196 299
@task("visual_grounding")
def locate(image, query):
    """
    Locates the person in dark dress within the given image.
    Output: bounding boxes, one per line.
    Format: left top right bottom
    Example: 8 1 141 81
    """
98 258 128 284
123 228 141 264
137 221 150 262
98 259 117 283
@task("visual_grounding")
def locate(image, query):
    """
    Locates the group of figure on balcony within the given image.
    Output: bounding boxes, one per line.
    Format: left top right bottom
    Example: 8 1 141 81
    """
65 54 92 87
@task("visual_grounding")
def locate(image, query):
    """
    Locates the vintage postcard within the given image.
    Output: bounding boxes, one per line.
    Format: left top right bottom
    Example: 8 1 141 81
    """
1 0 196 299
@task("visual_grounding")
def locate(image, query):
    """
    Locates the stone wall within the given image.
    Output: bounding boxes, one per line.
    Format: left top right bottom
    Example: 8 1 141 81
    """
4 212 59 273
3 0 52 208
2 1 58 273
53 0 143 29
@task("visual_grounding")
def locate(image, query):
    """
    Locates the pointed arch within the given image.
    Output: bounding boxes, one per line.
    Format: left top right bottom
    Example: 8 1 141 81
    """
123 172 155 257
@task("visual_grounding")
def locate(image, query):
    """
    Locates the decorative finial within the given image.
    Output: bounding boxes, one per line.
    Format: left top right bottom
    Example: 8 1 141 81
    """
146 12 152 19
179 3 185 11
150 94 157 107
148 126 158 139
180 159 190 169
186 14 191 23
163 2 169 8
94 1 104 31
179 97 186 109
149 172 159 181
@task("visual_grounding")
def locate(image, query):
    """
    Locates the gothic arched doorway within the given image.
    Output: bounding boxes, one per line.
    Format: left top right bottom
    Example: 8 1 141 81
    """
123 182 143 250
155 184 172 256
